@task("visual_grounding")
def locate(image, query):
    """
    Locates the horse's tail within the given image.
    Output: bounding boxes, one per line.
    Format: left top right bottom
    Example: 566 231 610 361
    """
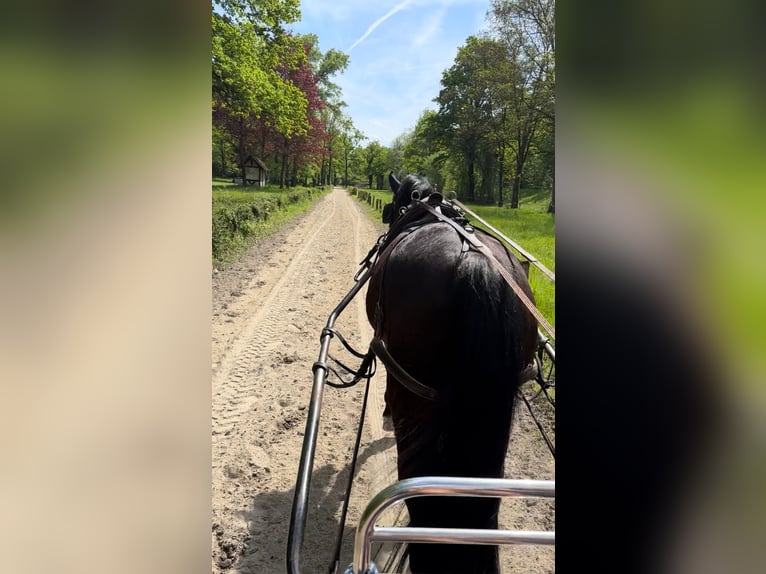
446 247 534 478
404 248 535 573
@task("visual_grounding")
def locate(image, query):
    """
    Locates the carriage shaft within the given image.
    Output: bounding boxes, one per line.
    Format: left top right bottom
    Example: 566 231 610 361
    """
287 269 373 574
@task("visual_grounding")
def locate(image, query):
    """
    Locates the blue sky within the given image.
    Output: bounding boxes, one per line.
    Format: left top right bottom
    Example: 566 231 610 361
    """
290 0 492 147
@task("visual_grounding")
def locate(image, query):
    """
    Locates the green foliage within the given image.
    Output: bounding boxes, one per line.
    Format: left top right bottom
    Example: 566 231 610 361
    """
213 0 301 37
212 6 308 138
400 110 449 190
389 1 555 208
363 141 387 188
303 34 350 102
462 201 555 325
212 184 327 265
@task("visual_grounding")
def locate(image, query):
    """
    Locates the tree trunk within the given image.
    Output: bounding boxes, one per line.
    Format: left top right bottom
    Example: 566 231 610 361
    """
344 153 349 186
239 117 247 187
547 170 555 213
467 159 475 201
497 147 504 207
511 173 521 208
510 141 525 208
280 151 288 188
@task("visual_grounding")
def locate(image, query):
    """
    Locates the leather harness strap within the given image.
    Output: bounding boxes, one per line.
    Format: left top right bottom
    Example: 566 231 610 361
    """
369 336 439 401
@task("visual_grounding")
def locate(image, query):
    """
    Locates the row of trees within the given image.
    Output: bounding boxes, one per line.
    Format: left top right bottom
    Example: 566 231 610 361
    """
212 0 554 210
394 0 555 210
212 0 359 187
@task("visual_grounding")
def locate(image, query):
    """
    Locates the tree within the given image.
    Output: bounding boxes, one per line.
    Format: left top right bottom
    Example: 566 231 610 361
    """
401 110 448 191
304 35 350 104
319 99 347 185
338 119 363 185
212 8 308 184
211 5 356 188
363 141 387 189
433 36 499 202
213 124 237 177
490 0 555 209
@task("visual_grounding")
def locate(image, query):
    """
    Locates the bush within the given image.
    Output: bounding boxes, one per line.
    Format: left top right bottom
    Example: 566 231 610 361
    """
212 187 321 263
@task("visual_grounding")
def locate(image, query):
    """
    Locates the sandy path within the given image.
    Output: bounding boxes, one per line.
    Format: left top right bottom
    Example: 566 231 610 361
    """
211 188 554 574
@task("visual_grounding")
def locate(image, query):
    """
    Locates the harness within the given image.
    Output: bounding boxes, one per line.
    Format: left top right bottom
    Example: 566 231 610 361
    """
360 192 553 403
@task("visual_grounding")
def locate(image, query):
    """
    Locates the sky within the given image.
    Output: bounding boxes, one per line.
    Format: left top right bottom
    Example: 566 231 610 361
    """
290 0 492 147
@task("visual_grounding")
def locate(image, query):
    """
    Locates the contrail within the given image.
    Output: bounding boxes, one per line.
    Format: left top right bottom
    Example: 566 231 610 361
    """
349 0 413 52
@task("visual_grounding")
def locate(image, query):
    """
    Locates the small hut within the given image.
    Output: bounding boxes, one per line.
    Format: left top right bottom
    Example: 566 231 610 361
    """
243 155 268 187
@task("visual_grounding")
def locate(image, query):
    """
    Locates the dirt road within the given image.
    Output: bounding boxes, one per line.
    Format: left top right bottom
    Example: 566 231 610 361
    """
211 188 554 574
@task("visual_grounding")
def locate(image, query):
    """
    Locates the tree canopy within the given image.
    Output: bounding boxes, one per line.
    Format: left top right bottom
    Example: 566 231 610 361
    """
211 0 555 207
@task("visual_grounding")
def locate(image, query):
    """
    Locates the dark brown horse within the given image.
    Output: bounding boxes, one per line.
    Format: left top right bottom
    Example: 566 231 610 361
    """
365 173 538 573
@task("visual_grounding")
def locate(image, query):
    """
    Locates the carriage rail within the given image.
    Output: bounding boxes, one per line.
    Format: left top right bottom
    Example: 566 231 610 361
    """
346 476 556 574
452 198 555 283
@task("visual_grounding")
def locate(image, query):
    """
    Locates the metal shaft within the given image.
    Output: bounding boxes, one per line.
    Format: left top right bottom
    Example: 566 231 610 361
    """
287 270 372 574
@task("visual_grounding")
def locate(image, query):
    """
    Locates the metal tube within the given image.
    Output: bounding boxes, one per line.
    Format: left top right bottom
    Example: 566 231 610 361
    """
352 476 555 574
538 330 555 363
287 270 372 574
372 526 555 547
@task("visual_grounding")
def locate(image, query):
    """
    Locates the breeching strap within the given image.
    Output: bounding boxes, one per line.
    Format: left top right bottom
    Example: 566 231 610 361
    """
369 335 439 402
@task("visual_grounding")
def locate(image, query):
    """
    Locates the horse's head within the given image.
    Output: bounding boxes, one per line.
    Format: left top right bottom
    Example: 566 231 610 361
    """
383 172 436 225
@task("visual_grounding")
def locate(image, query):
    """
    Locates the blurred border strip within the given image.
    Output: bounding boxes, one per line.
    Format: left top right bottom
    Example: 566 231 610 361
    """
0 2 212 573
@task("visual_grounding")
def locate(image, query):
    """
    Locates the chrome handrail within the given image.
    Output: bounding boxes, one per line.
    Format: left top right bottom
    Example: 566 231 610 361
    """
347 476 555 574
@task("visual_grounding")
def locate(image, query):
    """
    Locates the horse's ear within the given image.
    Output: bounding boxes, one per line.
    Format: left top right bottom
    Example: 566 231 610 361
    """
389 172 400 193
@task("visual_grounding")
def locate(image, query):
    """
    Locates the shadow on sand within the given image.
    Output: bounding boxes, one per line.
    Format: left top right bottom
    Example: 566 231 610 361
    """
234 435 397 574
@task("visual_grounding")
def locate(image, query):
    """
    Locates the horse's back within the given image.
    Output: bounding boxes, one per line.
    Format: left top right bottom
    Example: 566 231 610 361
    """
366 222 537 388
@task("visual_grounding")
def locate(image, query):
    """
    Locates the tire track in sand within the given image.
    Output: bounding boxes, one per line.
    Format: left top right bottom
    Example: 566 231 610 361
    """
211 195 337 440
212 189 395 574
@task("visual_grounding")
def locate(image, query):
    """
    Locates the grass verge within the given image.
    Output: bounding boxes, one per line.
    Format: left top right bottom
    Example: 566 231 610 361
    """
212 184 329 267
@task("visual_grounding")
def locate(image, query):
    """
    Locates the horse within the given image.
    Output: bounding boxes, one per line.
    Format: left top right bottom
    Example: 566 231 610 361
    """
364 173 539 573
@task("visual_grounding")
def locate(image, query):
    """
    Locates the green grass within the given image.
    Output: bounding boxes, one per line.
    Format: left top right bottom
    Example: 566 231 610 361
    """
512 187 553 213
212 177 238 187
463 202 555 328
212 184 329 267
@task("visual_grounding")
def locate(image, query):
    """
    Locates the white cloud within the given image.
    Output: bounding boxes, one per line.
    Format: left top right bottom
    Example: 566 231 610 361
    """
412 7 446 48
293 0 491 145
348 0 415 52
